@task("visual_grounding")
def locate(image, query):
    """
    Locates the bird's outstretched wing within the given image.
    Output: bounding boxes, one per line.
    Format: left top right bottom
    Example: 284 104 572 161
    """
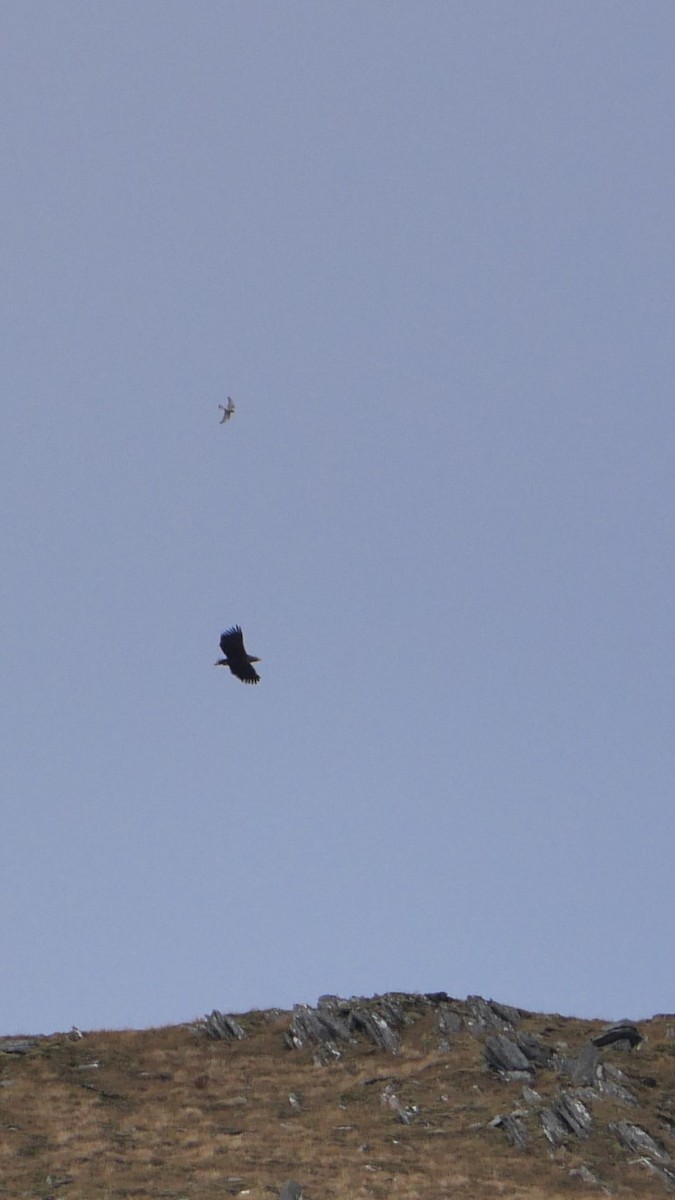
219 626 260 684
220 626 245 656
234 660 260 684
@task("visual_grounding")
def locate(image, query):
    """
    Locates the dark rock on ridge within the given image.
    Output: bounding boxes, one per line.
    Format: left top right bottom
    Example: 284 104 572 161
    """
202 1011 247 1040
277 991 674 1189
436 1003 463 1038
285 993 415 1055
592 1021 643 1050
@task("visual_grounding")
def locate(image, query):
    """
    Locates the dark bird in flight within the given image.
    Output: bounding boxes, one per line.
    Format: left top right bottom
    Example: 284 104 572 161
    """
219 398 236 423
215 626 261 684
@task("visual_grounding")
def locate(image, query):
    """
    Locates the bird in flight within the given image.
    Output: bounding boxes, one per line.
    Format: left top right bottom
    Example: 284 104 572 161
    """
215 626 261 684
219 398 236 423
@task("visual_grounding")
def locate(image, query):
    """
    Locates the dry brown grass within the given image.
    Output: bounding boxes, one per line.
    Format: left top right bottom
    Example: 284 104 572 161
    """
0 1003 673 1199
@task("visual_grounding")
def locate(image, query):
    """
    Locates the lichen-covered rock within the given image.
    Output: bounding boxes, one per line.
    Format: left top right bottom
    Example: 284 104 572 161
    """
540 1092 592 1143
609 1120 671 1163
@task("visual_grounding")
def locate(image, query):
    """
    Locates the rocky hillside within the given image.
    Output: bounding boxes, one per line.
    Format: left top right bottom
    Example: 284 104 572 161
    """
1 992 674 1199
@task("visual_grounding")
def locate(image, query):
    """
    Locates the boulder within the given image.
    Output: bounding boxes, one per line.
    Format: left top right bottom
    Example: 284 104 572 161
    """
570 1041 599 1085
540 1092 592 1143
489 1112 529 1150
278 1182 303 1200
0 1039 37 1055
467 996 514 1032
202 1011 246 1041
609 1121 671 1163
592 1022 642 1050
484 1035 534 1077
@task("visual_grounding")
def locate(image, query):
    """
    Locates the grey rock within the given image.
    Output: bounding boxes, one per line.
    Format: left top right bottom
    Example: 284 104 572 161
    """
551 1052 577 1077
311 1004 354 1042
284 1004 352 1051
371 994 412 1030
540 1092 592 1143
594 1070 637 1106
0 1039 37 1055
609 1121 671 1163
436 1003 463 1037
568 1165 603 1188
279 1183 303 1200
312 1042 342 1066
487 999 526 1025
350 1006 400 1053
553 1093 592 1139
482 1029 551 1076
489 1112 529 1150
571 1041 600 1085
335 995 407 1047
540 1106 571 1146
635 1157 675 1190
603 1062 629 1082
380 1083 417 1124
484 1035 534 1076
467 996 514 1032
512 1030 553 1068
203 1011 246 1041
286 996 406 1054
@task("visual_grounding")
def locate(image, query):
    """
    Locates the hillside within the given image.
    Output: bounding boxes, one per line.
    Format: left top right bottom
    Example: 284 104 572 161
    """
1 993 674 1199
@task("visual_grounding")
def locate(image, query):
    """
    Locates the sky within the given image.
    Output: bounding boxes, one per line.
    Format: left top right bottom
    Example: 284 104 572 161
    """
3 1 675 1035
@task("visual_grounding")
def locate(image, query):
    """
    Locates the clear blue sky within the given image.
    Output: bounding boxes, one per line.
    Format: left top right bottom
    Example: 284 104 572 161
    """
3 1 674 1034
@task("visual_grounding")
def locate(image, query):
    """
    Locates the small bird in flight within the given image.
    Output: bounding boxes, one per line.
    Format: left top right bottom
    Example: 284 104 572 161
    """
215 626 261 684
219 398 236 423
